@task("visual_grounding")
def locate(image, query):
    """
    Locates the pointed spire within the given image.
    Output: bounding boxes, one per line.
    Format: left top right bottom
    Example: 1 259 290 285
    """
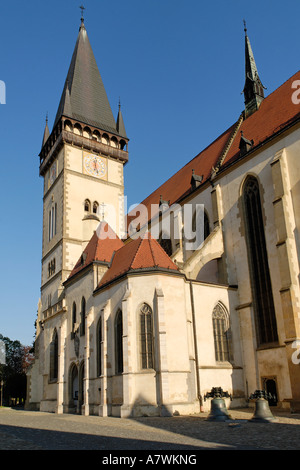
53 14 118 134
243 20 265 118
42 113 49 147
116 99 127 138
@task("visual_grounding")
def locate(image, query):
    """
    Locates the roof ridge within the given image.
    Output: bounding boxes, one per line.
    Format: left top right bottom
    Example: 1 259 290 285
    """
150 235 178 269
134 123 237 210
212 113 244 178
147 235 158 267
129 236 144 268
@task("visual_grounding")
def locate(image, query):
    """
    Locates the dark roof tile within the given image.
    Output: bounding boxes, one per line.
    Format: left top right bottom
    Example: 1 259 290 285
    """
54 21 118 134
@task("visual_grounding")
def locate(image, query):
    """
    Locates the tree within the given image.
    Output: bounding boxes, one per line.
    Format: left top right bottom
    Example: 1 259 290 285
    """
0 334 35 406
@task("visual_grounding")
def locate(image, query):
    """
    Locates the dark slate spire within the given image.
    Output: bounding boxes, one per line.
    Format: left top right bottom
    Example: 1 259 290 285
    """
243 21 265 118
53 17 118 134
116 99 127 138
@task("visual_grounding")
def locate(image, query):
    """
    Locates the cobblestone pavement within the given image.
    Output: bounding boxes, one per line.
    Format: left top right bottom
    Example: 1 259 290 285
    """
0 407 300 451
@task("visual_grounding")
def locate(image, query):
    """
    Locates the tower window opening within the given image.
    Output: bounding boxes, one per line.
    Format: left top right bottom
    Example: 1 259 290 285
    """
84 199 91 212
93 201 99 214
48 203 57 241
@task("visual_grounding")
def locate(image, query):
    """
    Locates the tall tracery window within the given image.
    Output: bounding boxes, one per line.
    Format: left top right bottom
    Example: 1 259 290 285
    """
48 203 57 240
97 317 103 376
71 302 77 339
191 209 210 248
243 176 278 346
50 329 59 381
115 310 123 374
212 302 232 362
80 297 86 336
140 303 154 369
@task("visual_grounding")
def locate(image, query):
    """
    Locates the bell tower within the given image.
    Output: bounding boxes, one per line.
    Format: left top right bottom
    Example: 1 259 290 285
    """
38 13 129 313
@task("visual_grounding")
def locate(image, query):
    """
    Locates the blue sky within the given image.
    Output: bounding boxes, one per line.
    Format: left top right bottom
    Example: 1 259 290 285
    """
1 0 299 346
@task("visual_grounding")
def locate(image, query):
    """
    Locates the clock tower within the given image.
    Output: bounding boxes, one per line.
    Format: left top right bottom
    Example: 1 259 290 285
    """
38 15 129 313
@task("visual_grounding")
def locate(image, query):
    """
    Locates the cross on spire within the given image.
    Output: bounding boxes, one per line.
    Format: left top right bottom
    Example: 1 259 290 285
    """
80 4 85 21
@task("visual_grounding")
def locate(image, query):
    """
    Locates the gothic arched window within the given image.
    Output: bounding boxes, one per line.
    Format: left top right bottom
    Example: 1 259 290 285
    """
50 329 58 381
97 317 103 377
191 209 210 248
139 303 154 369
212 302 232 362
71 302 77 339
80 297 86 336
243 176 278 346
115 310 123 374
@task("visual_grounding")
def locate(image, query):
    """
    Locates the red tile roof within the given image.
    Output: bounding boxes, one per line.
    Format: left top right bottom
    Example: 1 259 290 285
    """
223 71 300 167
68 222 124 280
97 232 179 289
127 70 300 231
127 122 237 231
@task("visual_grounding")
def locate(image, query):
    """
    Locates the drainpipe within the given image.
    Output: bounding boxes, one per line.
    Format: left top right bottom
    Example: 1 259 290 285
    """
189 281 204 412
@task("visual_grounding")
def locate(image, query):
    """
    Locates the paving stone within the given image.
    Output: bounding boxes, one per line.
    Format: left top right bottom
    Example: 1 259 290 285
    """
0 407 299 450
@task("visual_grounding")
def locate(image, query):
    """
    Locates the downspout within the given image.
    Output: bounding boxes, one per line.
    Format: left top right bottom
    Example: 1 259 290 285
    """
189 281 204 412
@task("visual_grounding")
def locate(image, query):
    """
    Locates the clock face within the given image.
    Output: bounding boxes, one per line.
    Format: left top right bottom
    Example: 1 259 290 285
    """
83 153 107 178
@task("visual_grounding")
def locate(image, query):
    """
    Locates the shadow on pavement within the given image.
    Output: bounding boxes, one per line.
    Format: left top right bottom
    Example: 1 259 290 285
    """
0 423 234 451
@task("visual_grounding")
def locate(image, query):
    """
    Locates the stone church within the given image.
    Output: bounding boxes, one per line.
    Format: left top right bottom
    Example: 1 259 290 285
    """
26 15 300 417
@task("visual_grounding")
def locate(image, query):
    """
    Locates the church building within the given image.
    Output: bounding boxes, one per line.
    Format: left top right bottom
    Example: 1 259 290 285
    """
26 15 300 417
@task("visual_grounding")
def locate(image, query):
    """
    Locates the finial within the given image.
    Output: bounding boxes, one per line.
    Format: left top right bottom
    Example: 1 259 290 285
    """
243 19 247 34
46 112 48 124
118 97 121 110
80 4 85 22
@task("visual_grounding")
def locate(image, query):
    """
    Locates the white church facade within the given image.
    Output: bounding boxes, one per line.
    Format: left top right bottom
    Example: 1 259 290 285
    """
26 16 300 417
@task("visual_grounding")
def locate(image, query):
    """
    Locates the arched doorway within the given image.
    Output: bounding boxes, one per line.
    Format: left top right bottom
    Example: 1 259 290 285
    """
263 378 278 406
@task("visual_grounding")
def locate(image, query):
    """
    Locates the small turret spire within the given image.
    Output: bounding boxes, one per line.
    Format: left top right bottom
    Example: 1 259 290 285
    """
243 20 265 118
42 112 50 148
116 98 127 138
